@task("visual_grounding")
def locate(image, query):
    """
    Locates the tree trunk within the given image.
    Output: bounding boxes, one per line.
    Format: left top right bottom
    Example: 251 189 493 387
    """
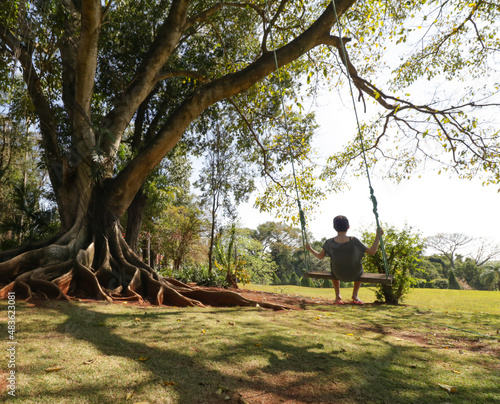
0 184 285 310
380 284 398 305
125 186 147 254
226 270 238 289
208 202 217 275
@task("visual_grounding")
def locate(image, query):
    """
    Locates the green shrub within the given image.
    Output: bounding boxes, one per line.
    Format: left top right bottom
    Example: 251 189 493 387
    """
300 276 315 287
433 278 449 289
289 273 301 286
425 281 435 288
362 224 424 304
160 264 230 288
272 273 281 285
300 276 308 287
322 279 334 288
281 274 290 285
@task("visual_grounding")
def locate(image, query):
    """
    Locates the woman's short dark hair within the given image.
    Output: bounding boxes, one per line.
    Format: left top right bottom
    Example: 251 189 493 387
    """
333 215 349 232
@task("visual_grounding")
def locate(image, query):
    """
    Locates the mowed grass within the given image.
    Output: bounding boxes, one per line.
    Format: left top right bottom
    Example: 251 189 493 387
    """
243 284 500 315
0 287 498 404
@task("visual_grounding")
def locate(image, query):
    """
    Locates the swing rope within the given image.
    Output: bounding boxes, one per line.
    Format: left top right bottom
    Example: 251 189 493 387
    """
264 0 311 272
330 1 390 277
264 1 390 278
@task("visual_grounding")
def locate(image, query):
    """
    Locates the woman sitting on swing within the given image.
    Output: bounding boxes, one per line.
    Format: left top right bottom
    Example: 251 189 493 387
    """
306 215 383 305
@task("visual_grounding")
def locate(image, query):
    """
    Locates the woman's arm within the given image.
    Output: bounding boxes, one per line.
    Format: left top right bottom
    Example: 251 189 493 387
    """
306 243 326 260
365 228 384 255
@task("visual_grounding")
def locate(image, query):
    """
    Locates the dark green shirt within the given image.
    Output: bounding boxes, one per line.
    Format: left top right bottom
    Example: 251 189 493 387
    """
322 237 367 281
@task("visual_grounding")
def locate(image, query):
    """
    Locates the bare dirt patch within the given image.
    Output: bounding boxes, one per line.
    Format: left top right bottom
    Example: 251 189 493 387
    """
235 287 364 310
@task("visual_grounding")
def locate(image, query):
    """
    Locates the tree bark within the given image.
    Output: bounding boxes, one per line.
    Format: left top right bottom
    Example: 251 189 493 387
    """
125 187 147 254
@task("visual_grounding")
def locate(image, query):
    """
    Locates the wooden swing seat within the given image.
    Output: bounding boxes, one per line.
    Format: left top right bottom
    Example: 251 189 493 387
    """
304 270 393 285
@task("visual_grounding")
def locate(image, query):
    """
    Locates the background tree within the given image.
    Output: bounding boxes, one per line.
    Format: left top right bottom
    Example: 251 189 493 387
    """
289 272 301 286
152 204 204 272
237 228 277 285
0 182 59 246
254 221 302 252
280 273 290 285
195 112 256 275
426 233 473 271
122 144 193 255
455 258 485 290
304 238 331 273
481 264 500 291
0 84 58 247
253 221 310 281
415 256 444 282
256 222 295 279
212 224 250 288
469 238 500 267
300 275 316 288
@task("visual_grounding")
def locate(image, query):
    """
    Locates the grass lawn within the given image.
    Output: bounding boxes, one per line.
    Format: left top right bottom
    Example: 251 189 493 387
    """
0 287 498 404
243 283 500 315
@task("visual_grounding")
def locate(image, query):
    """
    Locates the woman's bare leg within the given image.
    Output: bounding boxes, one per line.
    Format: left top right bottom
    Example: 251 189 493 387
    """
352 281 363 303
333 280 342 303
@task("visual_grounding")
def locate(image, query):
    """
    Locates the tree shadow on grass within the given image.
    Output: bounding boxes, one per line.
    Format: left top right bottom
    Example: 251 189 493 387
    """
12 301 500 404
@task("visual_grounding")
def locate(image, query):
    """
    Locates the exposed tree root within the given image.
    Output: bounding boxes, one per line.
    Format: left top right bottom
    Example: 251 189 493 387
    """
0 225 287 310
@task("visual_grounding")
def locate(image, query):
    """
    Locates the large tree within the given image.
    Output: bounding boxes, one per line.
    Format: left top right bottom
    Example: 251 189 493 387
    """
426 232 473 270
0 0 498 306
195 111 256 274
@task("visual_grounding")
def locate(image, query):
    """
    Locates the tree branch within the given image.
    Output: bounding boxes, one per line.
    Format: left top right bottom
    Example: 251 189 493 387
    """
101 0 113 23
156 70 209 82
263 0 291 52
0 22 62 191
75 0 101 119
100 0 191 159
326 35 397 110
227 98 288 194
60 0 80 127
106 0 356 217
185 2 265 30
